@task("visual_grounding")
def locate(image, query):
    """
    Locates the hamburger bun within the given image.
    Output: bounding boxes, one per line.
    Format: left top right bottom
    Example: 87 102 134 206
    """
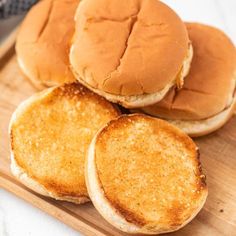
70 0 192 108
85 114 208 234
141 23 236 136
167 97 236 137
10 83 120 203
16 0 79 88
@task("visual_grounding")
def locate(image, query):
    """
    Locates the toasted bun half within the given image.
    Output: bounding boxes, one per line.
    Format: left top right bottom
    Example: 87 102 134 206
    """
70 0 192 108
10 83 120 204
86 114 208 234
16 0 79 88
141 23 236 128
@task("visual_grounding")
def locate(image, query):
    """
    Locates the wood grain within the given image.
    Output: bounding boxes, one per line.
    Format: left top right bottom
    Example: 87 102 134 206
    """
0 35 236 236
0 27 19 60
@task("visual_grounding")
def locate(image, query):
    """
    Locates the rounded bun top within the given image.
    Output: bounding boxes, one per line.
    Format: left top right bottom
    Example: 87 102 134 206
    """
142 23 236 120
16 0 79 87
70 0 189 96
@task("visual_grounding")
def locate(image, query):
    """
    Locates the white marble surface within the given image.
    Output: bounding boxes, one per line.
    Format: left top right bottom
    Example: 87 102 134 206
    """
0 189 79 236
162 0 236 43
0 1 235 236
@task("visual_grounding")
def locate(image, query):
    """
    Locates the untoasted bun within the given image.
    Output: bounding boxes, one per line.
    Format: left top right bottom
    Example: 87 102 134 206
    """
141 23 236 121
16 0 79 88
166 97 236 137
70 0 192 108
86 114 208 234
10 83 120 203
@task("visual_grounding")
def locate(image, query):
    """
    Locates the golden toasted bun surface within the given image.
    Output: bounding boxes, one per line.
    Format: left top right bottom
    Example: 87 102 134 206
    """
70 0 189 96
142 23 236 120
91 114 207 233
10 83 120 202
16 0 79 87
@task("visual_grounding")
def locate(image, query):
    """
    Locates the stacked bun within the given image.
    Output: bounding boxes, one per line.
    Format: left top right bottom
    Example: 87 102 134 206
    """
16 0 79 88
70 0 193 108
140 23 236 137
11 0 236 234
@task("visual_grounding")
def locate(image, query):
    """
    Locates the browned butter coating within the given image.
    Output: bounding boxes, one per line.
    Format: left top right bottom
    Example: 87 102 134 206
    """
95 114 207 231
11 83 120 199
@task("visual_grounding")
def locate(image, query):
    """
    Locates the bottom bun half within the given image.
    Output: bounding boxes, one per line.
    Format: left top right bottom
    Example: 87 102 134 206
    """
85 133 146 234
85 118 207 234
167 98 236 137
11 156 89 204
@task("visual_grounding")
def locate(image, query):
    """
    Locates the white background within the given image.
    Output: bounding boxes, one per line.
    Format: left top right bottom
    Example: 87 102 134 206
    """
0 0 235 236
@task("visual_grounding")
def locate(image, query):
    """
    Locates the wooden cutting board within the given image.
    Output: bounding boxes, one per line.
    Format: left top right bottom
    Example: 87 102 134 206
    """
0 30 236 236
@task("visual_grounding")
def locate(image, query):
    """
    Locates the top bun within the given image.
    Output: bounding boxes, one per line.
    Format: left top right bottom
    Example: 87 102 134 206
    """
16 0 79 88
142 23 236 120
70 0 191 108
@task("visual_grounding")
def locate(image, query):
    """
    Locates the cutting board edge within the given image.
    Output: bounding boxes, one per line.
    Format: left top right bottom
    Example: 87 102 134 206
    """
0 172 111 236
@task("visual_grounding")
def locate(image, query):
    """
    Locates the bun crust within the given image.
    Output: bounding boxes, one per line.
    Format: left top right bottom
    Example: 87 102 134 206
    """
142 23 236 120
70 0 191 106
165 97 236 137
71 44 193 108
10 83 120 203
16 0 79 87
86 114 208 234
